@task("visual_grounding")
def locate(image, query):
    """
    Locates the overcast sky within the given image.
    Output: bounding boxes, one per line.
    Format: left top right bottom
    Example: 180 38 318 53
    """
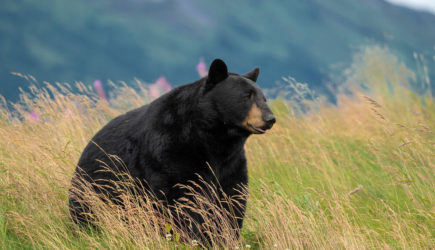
385 0 435 14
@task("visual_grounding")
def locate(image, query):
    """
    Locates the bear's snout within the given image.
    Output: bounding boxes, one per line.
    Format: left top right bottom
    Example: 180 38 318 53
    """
263 114 276 129
243 103 275 134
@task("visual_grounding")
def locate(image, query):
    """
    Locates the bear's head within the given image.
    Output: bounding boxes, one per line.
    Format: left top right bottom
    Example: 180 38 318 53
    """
203 59 275 135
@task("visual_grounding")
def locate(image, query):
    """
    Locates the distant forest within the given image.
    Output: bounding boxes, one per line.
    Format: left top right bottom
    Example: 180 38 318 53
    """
1 0 434 100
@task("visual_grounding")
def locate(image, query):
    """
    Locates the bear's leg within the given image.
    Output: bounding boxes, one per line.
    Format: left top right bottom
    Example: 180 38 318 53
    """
221 185 247 237
220 172 248 238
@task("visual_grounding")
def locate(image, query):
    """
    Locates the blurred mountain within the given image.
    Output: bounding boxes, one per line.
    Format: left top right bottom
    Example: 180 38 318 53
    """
1 0 434 100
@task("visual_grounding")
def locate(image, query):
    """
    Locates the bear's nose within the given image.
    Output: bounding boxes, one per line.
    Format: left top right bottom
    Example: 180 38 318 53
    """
265 115 276 128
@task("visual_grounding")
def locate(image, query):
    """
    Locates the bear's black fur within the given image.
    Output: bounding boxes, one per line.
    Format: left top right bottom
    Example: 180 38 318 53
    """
69 59 275 239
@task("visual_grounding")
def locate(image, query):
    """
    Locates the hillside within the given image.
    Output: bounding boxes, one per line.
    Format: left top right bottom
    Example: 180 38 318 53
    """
1 0 435 100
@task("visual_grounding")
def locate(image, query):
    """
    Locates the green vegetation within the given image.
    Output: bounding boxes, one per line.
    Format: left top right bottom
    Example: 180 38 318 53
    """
0 47 434 248
1 0 435 100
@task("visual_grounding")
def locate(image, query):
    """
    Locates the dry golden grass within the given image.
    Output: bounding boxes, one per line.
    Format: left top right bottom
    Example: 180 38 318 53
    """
0 47 434 249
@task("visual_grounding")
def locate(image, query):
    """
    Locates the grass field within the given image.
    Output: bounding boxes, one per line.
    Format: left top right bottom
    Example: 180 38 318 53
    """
0 47 434 249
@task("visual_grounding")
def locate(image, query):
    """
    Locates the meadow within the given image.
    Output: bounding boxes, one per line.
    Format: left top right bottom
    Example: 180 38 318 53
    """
0 47 434 249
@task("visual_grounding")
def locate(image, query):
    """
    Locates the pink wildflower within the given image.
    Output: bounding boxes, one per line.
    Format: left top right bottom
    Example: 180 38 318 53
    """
196 60 208 77
155 76 172 92
149 84 160 100
29 111 39 121
148 76 172 99
93 80 107 101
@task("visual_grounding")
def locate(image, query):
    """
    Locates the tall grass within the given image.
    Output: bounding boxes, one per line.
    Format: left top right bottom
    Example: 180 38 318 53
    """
0 47 434 249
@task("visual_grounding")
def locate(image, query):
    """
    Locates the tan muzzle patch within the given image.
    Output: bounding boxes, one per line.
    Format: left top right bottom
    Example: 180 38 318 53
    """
243 103 266 134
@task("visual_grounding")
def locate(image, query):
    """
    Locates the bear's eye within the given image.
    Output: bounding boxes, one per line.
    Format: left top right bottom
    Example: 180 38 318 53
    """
244 91 254 100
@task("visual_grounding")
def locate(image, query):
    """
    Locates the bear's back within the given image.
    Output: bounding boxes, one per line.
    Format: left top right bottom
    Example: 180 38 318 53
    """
76 104 151 181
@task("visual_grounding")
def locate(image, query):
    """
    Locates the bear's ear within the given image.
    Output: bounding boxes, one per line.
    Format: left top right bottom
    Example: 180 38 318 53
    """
243 67 260 82
205 59 228 91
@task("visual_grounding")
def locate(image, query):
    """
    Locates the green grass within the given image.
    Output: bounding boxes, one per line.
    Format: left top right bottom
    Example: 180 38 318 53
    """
0 47 434 249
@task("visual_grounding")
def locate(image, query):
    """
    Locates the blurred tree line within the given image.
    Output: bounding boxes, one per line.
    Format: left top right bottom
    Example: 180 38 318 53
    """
1 0 434 100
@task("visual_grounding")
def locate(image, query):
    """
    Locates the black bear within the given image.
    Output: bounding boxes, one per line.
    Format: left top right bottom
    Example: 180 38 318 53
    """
69 59 275 239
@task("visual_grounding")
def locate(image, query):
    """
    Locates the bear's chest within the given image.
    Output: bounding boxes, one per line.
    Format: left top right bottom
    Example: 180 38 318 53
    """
205 146 246 181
